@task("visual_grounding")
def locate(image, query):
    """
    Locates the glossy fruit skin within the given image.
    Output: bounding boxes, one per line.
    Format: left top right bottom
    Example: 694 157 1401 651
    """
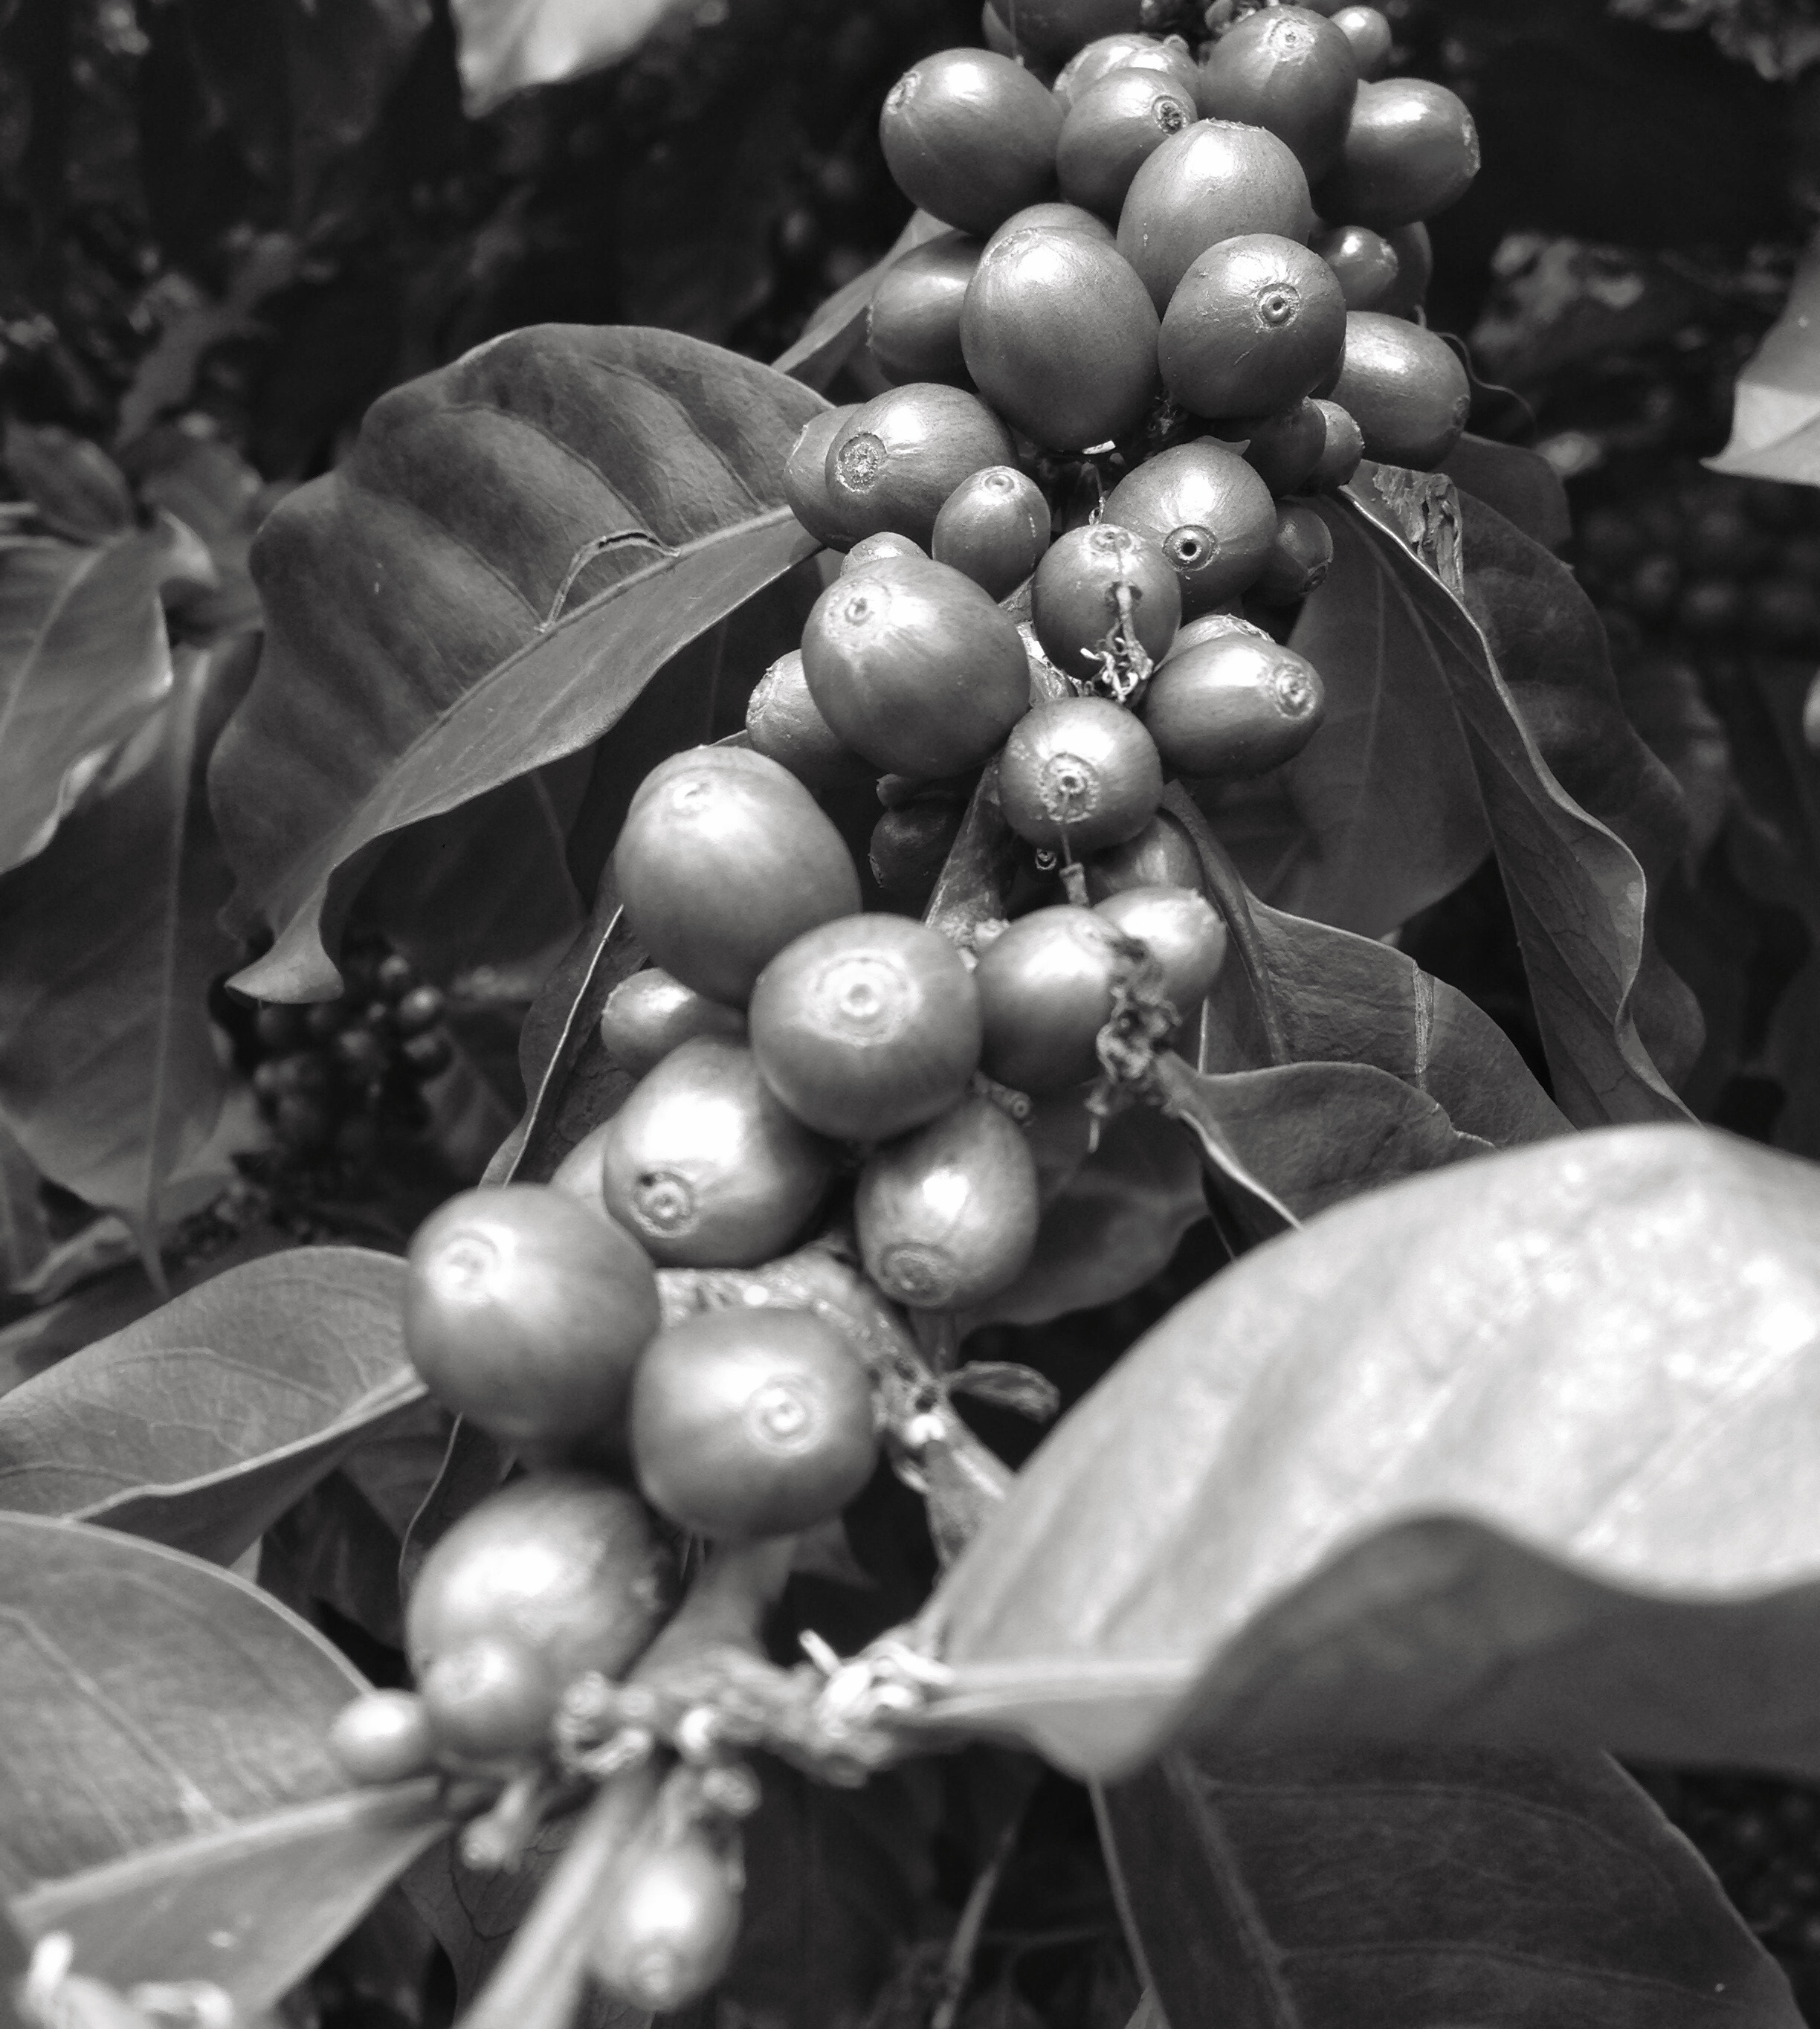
1117 120 1314 312
1103 440 1278 613
984 201 1115 251
589 1832 743 2012
784 407 856 546
825 384 1018 546
329 1691 435 1786
880 51 1063 236
856 1094 1041 1309
1094 883 1227 1016
406 1184 660 1452
616 749 859 1007
420 1634 558 1764
1084 809 1202 898
1159 233 1347 419
1195 7 1359 181
744 650 871 793
1233 399 1326 495
1032 523 1181 682
1332 6 1392 80
975 905 1126 1092
801 556 1030 777
1256 500 1335 602
1142 630 1326 776
1379 222 1432 317
1053 32 1201 109
999 697 1164 855
1159 610 1265 661
1329 312 1470 469
748 913 982 1141
1307 398 1366 488
630 1307 877 1538
1316 79 1479 231
841 532 928 574
961 228 1159 451
595 1036 833 1268
1057 68 1198 219
1311 222 1399 309
867 232 981 385
405 1471 674 1688
599 970 746 1078
870 798 967 904
932 465 1052 599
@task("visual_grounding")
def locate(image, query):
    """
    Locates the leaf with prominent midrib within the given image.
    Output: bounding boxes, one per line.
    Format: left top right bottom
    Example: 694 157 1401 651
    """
210 326 825 1002
1100 1743 1799 2029
916 1125 1820 1784
0 1246 419 1564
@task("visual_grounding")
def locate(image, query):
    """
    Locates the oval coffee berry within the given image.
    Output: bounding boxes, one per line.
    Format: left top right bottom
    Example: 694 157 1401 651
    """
984 200 1115 251
598 969 746 1079
1117 120 1314 311
1053 30 1201 110
419 1633 557 1765
1160 233 1346 421
999 696 1165 855
867 230 981 386
1316 78 1479 231
1329 312 1470 470
1032 522 1181 683
1306 397 1366 488
1103 439 1278 611
869 799 968 905
824 383 1018 546
329 1691 435 1787
749 913 982 1141
1311 222 1400 309
1195 6 1359 180
879 50 1062 237
784 406 856 546
1085 809 1203 899
744 649 871 793
630 1307 877 1540
856 1094 1041 1309
974 905 1126 1092
932 465 1051 598
1094 883 1227 1018
1233 399 1327 495
588 1829 744 2013
1256 500 1335 603
841 531 928 574
1332 4 1391 77
1056 68 1197 220
1142 628 1326 776
592 1036 833 1268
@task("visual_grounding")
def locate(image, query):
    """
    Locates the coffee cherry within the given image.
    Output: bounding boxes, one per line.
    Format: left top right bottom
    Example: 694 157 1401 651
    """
1378 222 1432 317
784 407 858 547
1103 439 1279 612
1033 523 1181 682
745 650 871 794
869 799 969 904
1329 313 1470 470
1160 233 1347 420
1056 68 1197 220
1311 223 1399 310
984 201 1116 251
1094 884 1227 1016
329 1690 436 1786
392 984 445 1036
630 1308 877 1538
856 1094 1041 1309
1331 5 1391 77
1233 399 1327 495
842 532 928 574
961 228 1160 451
405 1471 674 1688
1317 79 1479 231
1143 628 1326 775
589 1830 743 2012
332 1025 387 1084
599 970 746 1078
615 747 860 1005
1256 500 1335 602
1117 120 1314 312
1000 695 1165 857
975 906 1126 1091
420 1634 558 1764
880 50 1064 237
932 466 1051 598
1306 398 1366 488
401 1030 454 1080
375 952 416 999
1195 7 1360 181
824 384 1018 546
1054 32 1201 111
1621 554 1680 621
749 913 982 1141
594 1036 834 1268
801 555 1030 777
1085 809 1202 897
867 231 981 386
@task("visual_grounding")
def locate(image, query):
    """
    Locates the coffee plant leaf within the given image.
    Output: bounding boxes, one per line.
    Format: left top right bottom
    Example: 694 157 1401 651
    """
1708 232 1820 484
1 422 135 545
210 326 825 1004
0 1510 375 1895
917 1125 1820 1781
1334 488 1688 1128
1099 1744 1801 2029
967 1109 1207 1331
0 514 210 878
774 210 949 390
1439 431 1572 552
13 1784 447 2016
449 0 671 117
0 648 241 1268
0 1246 419 1566
0 1904 25 2029
0 1120 49 1293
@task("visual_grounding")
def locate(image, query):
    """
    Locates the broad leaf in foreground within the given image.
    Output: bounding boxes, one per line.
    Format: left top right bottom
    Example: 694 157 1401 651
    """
0 1123 48 1293
0 648 241 1266
916 1125 1820 1781
1100 1744 1799 2029
1439 430 1572 551
210 326 825 1001
0 1246 419 1564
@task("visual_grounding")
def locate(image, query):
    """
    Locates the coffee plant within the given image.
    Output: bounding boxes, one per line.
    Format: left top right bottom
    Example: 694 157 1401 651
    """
6 3 1820 2029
